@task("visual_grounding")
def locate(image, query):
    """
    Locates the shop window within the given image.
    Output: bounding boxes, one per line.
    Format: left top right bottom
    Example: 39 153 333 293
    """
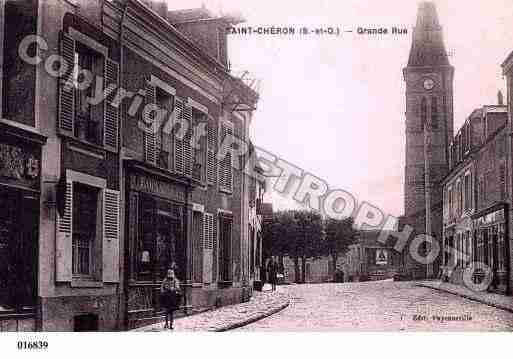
137 197 184 281
0 190 38 313
218 214 233 283
498 223 506 271
72 183 100 277
482 229 489 266
489 227 497 270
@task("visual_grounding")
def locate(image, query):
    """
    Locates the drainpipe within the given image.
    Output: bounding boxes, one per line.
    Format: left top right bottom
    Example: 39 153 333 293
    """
241 111 247 293
117 0 129 331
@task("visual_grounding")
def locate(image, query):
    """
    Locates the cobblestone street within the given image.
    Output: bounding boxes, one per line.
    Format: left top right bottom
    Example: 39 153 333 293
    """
237 281 513 331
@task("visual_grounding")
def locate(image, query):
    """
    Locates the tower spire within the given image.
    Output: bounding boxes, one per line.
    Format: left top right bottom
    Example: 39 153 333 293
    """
408 2 449 67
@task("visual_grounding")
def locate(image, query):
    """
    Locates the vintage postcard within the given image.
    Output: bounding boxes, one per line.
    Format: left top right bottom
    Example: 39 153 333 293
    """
1 1 513 350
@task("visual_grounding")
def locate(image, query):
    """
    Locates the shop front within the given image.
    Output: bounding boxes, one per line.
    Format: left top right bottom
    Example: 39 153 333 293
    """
124 161 192 329
472 204 510 294
0 124 45 331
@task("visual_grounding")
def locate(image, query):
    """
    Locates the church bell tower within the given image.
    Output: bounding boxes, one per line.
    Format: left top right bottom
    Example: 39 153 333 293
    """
403 2 454 277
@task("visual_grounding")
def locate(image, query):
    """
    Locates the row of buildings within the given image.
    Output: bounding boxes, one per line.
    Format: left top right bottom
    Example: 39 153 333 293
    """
398 1 513 295
343 2 513 293
0 0 266 331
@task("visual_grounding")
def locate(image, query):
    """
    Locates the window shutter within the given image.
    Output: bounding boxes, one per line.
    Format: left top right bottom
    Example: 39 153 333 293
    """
56 181 73 282
103 58 119 152
103 189 120 283
183 104 193 177
144 81 157 165
213 213 218 282
219 121 233 191
174 98 185 173
203 213 214 283
500 163 506 200
58 33 75 137
207 119 217 184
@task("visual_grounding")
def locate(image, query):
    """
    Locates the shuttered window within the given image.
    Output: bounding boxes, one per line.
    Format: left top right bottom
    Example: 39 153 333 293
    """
103 59 119 152
58 32 119 152
55 177 120 283
72 183 99 277
58 33 75 137
103 189 120 282
155 88 174 169
144 81 157 165
183 104 193 177
174 98 185 174
203 213 214 284
219 121 234 192
207 118 217 184
56 181 73 282
192 211 203 284
192 109 207 182
218 214 233 283
173 100 193 177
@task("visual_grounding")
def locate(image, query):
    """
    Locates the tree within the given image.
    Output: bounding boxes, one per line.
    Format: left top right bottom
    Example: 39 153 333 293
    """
325 217 358 275
293 210 324 283
262 210 324 283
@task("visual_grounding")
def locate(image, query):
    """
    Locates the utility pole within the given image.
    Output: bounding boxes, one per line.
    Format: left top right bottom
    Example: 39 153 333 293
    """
424 118 433 279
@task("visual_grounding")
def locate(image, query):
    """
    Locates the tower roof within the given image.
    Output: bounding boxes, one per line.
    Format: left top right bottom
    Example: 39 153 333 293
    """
407 2 450 67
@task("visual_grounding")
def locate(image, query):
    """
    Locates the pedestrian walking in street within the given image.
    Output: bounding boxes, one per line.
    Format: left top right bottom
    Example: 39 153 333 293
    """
160 268 181 330
267 258 278 291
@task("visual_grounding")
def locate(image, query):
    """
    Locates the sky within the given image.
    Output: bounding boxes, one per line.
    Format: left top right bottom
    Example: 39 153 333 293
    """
168 0 513 218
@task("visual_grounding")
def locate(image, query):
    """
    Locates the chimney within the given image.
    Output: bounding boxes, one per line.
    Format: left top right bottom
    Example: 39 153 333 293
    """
498 90 504 106
146 0 168 19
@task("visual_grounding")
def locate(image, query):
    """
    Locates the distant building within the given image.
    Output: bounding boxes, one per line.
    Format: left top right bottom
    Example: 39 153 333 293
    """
282 256 336 284
343 231 404 281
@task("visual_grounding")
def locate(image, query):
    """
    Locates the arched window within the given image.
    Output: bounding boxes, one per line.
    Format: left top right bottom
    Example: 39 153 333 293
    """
421 97 427 130
431 97 438 129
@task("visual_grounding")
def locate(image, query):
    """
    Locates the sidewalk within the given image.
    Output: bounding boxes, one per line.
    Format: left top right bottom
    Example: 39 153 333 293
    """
416 280 513 313
133 285 290 332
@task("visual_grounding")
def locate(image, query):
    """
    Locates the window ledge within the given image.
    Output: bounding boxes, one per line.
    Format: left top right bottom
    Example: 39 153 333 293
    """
71 279 103 288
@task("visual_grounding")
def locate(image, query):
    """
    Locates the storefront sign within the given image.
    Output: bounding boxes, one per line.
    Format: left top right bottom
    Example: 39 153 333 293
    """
130 173 185 203
475 208 505 227
0 143 40 184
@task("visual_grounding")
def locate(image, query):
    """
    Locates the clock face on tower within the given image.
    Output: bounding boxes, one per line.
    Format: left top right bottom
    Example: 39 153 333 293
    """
423 78 435 90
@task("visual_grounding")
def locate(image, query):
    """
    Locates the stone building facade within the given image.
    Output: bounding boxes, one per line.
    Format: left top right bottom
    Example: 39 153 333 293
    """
0 0 259 331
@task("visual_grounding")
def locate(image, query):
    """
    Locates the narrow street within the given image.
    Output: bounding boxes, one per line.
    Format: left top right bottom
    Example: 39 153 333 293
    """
237 281 513 331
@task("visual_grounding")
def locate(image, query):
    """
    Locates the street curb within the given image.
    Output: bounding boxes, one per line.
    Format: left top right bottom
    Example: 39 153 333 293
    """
416 283 513 314
214 299 290 332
